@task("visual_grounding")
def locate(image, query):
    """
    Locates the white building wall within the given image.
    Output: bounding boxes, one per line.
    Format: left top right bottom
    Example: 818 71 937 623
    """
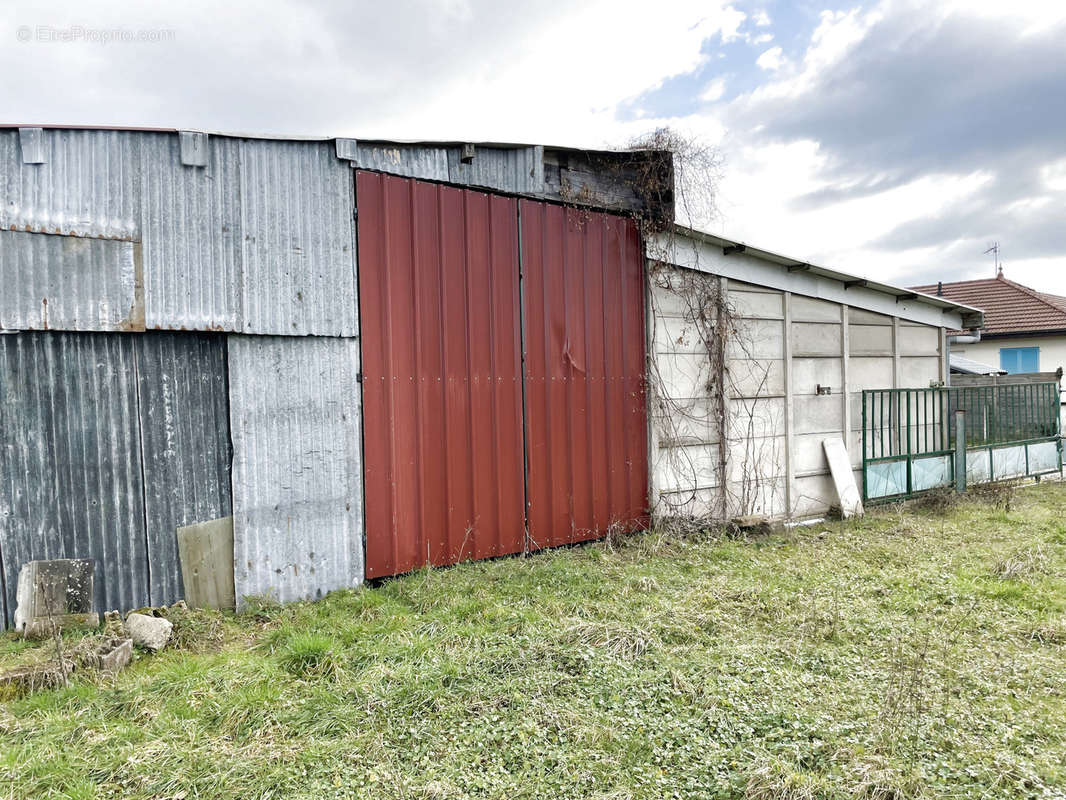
951 334 1066 376
650 262 948 523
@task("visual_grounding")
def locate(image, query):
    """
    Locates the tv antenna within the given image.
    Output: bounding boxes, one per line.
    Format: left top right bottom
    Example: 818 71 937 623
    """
985 242 1001 277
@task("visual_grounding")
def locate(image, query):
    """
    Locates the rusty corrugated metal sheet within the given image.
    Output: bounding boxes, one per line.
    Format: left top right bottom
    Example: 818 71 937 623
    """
0 128 139 240
346 141 450 181
228 335 363 606
0 332 146 625
521 201 649 548
358 171 525 578
0 331 231 627
0 230 143 331
1 129 358 336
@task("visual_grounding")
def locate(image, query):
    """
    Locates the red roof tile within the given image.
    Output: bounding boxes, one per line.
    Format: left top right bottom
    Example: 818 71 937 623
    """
910 274 1066 336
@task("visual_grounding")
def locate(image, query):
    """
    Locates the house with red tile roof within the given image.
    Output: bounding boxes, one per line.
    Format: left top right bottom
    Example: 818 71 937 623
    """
911 271 1066 375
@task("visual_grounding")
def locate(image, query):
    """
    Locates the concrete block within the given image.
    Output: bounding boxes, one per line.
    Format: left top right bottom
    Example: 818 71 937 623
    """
730 288 783 320
791 295 841 323
81 637 134 675
793 394 844 435
14 559 98 638
728 358 785 398
728 318 784 359
792 357 842 397
849 324 893 355
899 324 940 356
792 322 842 357
848 308 892 326
900 356 941 386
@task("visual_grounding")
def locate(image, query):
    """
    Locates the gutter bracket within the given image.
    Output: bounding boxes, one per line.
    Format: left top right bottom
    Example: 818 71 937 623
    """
179 131 209 167
336 138 359 162
18 128 45 164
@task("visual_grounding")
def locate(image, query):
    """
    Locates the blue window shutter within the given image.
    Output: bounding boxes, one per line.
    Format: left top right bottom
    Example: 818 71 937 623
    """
1021 347 1040 372
1000 347 1039 374
1000 348 1017 373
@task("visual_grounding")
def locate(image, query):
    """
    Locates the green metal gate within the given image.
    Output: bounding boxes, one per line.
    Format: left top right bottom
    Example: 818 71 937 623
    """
861 382 1061 502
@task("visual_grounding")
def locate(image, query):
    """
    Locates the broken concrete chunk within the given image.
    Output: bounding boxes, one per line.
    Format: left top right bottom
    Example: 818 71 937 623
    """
14 559 98 638
103 610 125 638
125 613 173 651
82 638 133 675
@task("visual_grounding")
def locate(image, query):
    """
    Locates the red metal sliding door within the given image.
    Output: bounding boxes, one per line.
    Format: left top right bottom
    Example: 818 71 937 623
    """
358 172 526 578
520 200 649 549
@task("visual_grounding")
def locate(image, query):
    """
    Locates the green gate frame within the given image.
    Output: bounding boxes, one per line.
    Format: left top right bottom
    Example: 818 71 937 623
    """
861 382 1062 502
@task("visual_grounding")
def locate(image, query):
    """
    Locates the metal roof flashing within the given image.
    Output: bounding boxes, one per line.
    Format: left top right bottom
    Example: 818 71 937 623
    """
656 227 985 331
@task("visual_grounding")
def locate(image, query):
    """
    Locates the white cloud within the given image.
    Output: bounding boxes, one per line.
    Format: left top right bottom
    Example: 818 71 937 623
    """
753 10 771 26
751 32 773 44
700 76 727 102
1042 158 1066 192
755 46 785 71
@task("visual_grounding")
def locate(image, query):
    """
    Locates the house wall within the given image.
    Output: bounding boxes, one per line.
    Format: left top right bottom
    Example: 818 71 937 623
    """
952 334 1066 376
649 261 948 522
952 334 1066 435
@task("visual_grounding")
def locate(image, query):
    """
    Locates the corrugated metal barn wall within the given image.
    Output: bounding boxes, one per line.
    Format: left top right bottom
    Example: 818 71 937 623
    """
0 331 231 628
0 128 358 337
228 336 364 606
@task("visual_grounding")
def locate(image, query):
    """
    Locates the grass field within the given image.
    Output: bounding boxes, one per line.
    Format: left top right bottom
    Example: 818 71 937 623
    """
2 483 1065 799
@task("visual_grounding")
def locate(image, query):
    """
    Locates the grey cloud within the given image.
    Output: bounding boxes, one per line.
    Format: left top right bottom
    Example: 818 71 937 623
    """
732 9 1066 195
1 1 577 135
722 4 1066 281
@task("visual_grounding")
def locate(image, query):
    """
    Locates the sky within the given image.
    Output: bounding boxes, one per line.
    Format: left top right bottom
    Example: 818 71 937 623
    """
3 0 1065 293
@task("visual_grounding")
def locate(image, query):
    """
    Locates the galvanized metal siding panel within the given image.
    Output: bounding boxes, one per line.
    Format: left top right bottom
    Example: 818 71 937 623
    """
229 335 363 605
521 200 649 548
0 333 149 626
141 134 243 331
1 130 356 336
238 140 357 336
447 146 544 194
0 129 140 240
0 230 142 331
357 172 525 578
136 334 232 606
350 143 450 181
